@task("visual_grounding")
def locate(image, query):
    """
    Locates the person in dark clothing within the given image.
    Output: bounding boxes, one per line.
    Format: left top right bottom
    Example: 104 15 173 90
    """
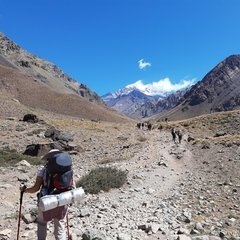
176 129 183 144
171 127 177 143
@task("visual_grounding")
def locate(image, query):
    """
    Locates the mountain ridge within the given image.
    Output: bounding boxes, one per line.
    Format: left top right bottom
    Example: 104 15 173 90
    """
0 32 130 123
155 54 240 121
0 32 102 104
102 86 187 119
1 32 240 122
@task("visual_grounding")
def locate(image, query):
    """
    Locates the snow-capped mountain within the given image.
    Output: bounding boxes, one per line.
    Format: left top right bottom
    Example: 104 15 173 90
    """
102 85 186 119
102 81 171 103
124 80 174 96
102 89 160 107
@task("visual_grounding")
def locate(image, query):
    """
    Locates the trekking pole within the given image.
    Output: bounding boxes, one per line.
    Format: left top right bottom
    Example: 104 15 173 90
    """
66 211 72 240
17 184 26 240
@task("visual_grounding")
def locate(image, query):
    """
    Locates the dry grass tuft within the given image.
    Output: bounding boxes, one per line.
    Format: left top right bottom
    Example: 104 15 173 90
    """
76 167 128 194
0 149 42 167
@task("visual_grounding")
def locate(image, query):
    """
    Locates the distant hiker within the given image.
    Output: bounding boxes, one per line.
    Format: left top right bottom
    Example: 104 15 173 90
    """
147 123 152 131
20 149 74 240
171 127 177 143
136 122 141 129
176 129 183 144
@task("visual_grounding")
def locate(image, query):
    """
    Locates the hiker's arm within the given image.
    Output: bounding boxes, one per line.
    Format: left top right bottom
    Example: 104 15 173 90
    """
23 176 43 194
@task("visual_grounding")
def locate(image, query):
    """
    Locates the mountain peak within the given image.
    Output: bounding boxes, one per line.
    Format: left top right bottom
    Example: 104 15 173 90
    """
102 86 185 119
125 80 169 97
0 32 129 122
221 54 240 70
159 54 240 121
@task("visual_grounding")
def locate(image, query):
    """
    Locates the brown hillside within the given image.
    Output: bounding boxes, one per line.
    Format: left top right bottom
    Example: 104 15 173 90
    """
0 64 130 123
154 55 240 121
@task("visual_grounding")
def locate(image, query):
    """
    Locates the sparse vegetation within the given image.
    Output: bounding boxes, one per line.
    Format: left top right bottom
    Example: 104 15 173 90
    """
4 212 18 220
27 128 45 136
99 157 127 164
76 167 128 194
0 149 42 167
29 207 38 218
137 135 148 142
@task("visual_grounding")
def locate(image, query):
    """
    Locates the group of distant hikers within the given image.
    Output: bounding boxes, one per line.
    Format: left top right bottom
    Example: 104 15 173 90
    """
136 122 183 144
136 121 153 131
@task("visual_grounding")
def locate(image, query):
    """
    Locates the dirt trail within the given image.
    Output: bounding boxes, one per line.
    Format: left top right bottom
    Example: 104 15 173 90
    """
95 129 195 240
121 129 193 198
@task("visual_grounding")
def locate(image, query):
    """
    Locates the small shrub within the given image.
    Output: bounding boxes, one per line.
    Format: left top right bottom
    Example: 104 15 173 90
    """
4 212 18 220
29 208 38 218
99 156 128 164
0 149 42 167
27 128 45 136
76 167 128 194
137 135 147 142
201 141 210 149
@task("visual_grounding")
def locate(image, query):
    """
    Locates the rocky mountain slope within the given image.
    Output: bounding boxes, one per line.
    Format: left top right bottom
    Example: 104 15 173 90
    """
0 32 100 103
0 109 239 240
103 89 186 119
0 32 130 123
103 89 158 118
158 55 240 121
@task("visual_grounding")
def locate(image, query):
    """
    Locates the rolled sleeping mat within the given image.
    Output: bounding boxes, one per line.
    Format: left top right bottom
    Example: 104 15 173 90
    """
39 187 85 212
39 195 58 212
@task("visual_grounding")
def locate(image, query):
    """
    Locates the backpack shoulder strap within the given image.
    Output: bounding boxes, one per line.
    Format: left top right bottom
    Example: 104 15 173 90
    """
42 164 49 187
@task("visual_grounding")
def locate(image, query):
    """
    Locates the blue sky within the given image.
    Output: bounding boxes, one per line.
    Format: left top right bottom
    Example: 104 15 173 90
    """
1 0 240 96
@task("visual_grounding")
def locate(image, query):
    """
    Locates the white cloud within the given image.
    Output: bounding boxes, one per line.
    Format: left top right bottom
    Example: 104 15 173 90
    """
126 78 196 95
138 59 151 70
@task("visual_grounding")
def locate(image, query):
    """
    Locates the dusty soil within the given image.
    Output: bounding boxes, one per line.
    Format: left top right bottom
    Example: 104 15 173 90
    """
0 110 240 240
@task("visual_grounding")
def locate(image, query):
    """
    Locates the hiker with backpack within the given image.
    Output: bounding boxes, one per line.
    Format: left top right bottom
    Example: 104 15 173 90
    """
20 149 74 240
176 128 183 144
171 127 177 143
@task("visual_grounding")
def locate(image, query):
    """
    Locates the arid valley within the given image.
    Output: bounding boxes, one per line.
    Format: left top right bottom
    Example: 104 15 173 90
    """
0 109 239 240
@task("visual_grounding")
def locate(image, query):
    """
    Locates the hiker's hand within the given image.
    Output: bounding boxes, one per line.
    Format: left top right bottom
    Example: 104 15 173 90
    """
20 184 27 193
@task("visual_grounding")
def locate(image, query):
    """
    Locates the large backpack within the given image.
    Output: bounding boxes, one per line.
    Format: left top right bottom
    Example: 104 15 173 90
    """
44 150 73 194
